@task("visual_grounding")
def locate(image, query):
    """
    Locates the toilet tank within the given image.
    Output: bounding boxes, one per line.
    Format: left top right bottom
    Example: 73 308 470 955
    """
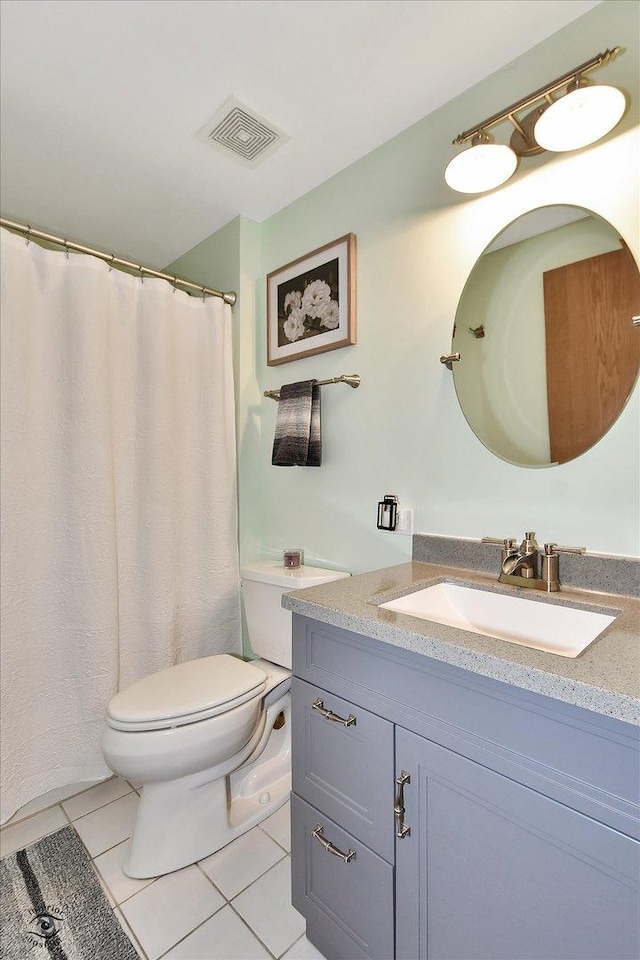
241 561 350 669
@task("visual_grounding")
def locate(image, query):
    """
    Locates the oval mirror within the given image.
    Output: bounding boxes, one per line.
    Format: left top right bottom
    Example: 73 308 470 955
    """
451 205 640 467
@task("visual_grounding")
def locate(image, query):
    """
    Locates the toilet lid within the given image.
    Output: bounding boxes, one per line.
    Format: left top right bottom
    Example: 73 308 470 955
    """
107 655 267 731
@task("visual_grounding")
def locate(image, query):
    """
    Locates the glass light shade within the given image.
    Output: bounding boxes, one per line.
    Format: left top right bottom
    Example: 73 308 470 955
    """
534 84 626 152
445 143 518 194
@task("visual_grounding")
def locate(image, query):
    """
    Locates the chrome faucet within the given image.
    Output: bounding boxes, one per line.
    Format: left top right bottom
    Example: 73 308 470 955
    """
482 532 586 592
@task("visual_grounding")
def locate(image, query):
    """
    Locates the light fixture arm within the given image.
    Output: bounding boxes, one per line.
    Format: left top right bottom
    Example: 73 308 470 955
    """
452 47 622 146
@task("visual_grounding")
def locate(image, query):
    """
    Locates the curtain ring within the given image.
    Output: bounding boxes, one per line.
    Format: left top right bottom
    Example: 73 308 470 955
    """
108 254 116 273
201 286 207 302
138 264 144 283
25 225 32 246
172 276 178 294
64 239 70 259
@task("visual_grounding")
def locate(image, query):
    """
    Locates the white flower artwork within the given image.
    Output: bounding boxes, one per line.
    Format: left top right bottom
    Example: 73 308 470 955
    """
283 290 302 314
267 233 355 365
282 278 340 342
283 305 306 342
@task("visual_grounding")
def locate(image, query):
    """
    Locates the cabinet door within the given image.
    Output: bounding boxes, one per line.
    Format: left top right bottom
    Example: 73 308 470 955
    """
291 794 394 960
292 677 395 862
395 728 640 960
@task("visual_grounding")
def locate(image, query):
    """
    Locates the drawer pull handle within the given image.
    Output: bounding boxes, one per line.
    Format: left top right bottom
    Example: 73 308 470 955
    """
312 823 356 863
312 698 356 727
394 770 411 839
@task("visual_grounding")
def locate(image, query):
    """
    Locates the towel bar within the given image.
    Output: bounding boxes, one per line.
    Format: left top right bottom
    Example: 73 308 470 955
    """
264 374 361 401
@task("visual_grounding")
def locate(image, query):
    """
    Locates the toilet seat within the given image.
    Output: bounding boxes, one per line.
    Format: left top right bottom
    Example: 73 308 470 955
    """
106 654 267 732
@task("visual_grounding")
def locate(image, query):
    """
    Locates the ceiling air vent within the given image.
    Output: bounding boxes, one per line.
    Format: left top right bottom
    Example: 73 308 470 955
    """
198 97 289 168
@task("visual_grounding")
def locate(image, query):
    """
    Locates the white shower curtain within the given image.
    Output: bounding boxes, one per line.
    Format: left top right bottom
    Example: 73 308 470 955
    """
0 228 241 822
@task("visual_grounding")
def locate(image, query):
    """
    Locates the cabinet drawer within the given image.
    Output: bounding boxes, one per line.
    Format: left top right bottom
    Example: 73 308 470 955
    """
291 793 394 960
292 677 395 862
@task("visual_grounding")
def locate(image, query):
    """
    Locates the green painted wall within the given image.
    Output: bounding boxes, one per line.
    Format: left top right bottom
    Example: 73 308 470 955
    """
172 0 640 570
167 215 263 566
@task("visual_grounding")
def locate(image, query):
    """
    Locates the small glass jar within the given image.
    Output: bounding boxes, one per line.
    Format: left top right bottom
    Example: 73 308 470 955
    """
283 548 304 569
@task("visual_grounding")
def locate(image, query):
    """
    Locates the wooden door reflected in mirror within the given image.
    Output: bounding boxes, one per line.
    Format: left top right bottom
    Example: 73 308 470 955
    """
544 245 639 464
452 205 640 467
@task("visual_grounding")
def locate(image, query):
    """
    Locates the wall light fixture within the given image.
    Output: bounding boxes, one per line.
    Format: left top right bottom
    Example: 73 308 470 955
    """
445 48 625 194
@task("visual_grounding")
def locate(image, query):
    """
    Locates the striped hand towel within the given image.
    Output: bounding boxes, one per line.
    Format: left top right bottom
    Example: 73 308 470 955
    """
272 380 322 466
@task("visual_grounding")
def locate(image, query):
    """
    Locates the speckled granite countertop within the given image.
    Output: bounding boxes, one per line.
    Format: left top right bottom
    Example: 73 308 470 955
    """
283 561 640 725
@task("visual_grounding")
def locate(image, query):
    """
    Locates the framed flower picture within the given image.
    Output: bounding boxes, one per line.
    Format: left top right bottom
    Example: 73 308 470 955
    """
266 233 356 366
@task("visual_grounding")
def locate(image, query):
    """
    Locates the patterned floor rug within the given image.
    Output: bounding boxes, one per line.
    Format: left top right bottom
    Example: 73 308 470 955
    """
0 825 138 959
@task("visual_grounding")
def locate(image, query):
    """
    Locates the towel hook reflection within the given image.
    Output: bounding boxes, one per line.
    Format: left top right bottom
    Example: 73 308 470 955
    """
440 353 461 371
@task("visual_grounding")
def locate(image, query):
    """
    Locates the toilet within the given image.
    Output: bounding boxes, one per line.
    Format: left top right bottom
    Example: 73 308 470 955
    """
101 561 349 878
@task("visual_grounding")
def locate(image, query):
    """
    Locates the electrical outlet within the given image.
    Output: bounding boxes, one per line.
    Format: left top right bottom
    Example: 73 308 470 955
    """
394 507 414 536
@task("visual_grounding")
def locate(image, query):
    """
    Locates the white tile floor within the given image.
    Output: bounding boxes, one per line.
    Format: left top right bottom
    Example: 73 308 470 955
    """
1 777 325 960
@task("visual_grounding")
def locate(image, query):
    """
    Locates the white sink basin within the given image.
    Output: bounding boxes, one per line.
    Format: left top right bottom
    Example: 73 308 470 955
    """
379 581 617 658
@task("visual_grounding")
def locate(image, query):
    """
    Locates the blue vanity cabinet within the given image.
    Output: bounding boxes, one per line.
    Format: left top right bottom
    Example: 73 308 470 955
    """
290 613 640 960
291 677 395 959
291 793 395 960
291 678 395 861
395 727 640 960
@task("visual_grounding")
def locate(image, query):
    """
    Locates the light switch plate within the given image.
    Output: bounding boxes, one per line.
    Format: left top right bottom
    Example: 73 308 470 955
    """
394 507 414 536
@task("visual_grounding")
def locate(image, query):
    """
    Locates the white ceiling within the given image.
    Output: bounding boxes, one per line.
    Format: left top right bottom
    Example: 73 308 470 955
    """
0 0 601 267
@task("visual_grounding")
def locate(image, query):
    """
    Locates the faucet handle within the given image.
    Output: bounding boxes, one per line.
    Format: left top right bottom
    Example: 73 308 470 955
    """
544 543 586 556
542 544 586 592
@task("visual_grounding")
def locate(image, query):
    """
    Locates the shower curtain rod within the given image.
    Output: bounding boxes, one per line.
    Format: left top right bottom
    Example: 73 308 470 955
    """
0 217 237 305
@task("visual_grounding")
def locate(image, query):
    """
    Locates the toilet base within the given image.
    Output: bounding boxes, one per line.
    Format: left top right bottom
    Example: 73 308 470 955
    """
123 689 291 878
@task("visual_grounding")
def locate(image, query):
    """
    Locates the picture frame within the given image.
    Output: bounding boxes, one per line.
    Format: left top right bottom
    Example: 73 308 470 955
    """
266 233 356 366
